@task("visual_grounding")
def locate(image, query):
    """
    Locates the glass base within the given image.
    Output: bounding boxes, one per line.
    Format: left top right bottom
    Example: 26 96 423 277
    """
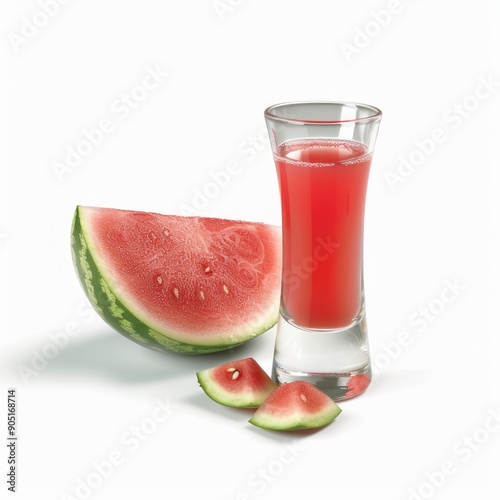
272 313 372 401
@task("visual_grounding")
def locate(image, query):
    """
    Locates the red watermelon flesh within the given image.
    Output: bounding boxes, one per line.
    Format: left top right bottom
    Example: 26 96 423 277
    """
72 206 281 353
249 381 342 430
345 374 371 398
196 357 277 408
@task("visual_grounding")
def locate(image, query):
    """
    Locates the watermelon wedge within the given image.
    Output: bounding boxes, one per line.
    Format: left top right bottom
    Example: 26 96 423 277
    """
249 381 342 431
196 357 277 408
71 206 281 354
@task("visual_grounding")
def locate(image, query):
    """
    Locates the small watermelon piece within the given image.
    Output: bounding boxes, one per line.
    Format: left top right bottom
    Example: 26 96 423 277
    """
249 381 342 431
71 206 281 354
196 357 277 408
345 373 371 398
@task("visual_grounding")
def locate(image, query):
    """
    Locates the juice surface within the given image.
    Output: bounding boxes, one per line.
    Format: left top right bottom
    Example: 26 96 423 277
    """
275 139 372 329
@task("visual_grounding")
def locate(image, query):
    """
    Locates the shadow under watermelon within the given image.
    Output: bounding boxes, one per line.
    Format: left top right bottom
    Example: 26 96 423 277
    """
42 326 274 385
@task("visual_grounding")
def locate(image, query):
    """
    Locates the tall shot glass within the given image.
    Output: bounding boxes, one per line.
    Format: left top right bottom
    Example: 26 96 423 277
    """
264 102 382 400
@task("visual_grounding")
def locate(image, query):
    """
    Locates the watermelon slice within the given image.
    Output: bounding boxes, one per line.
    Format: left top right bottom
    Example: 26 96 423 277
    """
345 373 371 398
196 357 277 408
249 381 342 431
71 206 281 354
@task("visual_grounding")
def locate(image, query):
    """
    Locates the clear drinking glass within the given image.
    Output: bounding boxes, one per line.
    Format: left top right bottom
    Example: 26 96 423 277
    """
264 101 382 400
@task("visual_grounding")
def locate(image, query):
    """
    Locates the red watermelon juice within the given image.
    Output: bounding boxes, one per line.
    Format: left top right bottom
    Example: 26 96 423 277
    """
275 138 371 330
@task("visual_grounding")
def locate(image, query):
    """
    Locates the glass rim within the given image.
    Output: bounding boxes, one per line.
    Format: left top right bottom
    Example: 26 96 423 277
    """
264 101 382 125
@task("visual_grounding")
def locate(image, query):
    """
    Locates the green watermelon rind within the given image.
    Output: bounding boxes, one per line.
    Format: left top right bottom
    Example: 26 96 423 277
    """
248 387 342 431
249 405 342 431
196 365 277 408
71 206 279 354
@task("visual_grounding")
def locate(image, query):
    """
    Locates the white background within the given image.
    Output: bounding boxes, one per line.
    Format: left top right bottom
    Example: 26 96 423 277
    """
2 1 499 499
